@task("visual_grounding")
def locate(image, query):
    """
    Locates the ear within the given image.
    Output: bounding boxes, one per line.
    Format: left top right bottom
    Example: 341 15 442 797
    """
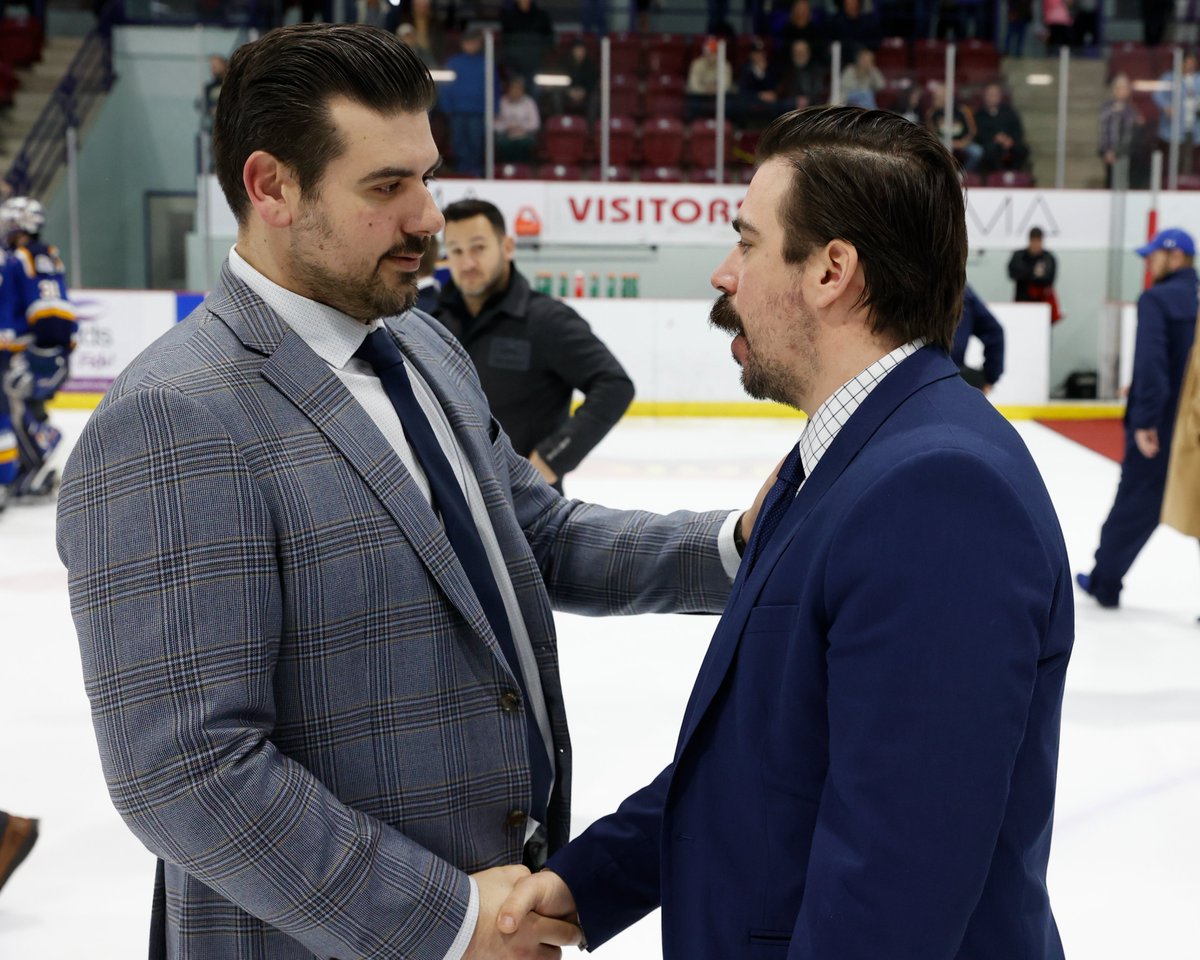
243 150 300 229
502 233 516 261
808 238 862 310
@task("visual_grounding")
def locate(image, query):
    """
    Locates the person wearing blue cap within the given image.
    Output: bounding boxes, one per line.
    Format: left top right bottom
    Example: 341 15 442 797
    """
1077 227 1199 608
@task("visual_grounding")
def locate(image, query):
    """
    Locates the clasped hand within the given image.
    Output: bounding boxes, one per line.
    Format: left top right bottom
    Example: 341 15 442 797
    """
465 865 580 959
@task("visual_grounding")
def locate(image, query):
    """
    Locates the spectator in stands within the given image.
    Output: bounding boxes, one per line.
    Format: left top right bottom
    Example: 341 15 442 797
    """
952 286 1005 395
495 74 540 164
736 38 782 125
1004 0 1032 57
394 0 444 67
440 29 492 177
1153 50 1200 174
355 0 389 29
501 0 554 84
1144 0 1171 45
1008 227 1060 323
975 83 1029 174
1043 0 1072 48
778 0 828 65
838 46 884 109
926 82 983 173
893 85 925 124
198 55 227 136
779 38 825 109
687 36 735 95
563 39 598 117
1099 73 1146 189
828 0 881 62
1072 0 1099 47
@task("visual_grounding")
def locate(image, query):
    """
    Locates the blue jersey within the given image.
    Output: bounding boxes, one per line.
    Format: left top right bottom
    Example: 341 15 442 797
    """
3 240 76 352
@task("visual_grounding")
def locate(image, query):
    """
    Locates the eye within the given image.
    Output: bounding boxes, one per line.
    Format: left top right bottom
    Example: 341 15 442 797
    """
376 182 400 195
736 239 751 252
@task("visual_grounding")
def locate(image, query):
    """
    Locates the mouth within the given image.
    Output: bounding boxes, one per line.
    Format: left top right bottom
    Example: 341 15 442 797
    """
384 254 422 270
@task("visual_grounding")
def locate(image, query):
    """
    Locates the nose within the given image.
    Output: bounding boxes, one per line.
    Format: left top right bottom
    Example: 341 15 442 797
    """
710 248 738 295
410 183 445 238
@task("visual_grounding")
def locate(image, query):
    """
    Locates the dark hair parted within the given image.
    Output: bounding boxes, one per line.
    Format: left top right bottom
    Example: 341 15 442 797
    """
756 105 967 352
212 23 437 226
442 198 508 237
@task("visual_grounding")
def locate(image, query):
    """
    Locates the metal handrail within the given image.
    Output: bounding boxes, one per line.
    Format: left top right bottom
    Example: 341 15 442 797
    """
2 8 116 199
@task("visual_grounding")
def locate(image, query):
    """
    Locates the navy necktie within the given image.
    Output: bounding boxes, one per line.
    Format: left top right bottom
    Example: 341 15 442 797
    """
745 443 806 572
354 327 552 824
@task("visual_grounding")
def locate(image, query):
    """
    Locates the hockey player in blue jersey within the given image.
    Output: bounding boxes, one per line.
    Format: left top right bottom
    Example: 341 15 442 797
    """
0 196 76 508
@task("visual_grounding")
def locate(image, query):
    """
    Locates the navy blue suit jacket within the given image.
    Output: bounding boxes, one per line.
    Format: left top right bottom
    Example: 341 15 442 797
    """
549 347 1074 960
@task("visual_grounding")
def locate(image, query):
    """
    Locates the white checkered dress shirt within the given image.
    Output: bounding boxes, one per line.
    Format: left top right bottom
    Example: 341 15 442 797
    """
797 339 927 478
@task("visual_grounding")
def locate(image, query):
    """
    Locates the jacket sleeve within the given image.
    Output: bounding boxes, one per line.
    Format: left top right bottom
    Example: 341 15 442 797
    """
1007 250 1027 282
789 451 1062 958
56 388 471 960
531 300 635 476
544 765 673 949
1128 291 1171 429
973 294 1006 385
1042 252 1057 286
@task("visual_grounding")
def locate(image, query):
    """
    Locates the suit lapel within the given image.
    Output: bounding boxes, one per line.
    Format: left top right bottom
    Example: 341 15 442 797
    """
206 264 498 653
675 347 961 755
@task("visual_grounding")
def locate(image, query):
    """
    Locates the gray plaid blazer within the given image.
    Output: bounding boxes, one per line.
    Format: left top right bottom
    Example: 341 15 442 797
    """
56 263 733 960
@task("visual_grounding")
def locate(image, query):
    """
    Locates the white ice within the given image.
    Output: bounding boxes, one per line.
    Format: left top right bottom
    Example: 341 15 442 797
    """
1 411 1197 958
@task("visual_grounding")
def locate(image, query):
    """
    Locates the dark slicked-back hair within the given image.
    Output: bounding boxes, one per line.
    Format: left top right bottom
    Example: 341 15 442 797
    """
442 198 507 237
756 105 967 351
213 23 437 226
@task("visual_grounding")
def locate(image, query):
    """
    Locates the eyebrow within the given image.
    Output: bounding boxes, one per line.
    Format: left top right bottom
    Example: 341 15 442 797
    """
358 157 443 185
731 217 760 237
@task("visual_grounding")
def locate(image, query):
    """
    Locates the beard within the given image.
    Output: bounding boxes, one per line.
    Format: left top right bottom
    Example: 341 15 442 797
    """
290 201 428 321
709 292 816 408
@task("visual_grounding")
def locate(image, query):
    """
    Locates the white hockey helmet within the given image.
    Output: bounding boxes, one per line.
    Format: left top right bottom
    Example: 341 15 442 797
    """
0 196 45 237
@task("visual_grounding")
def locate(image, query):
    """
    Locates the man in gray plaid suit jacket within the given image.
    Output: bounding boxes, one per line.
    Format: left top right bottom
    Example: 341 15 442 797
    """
56 24 757 960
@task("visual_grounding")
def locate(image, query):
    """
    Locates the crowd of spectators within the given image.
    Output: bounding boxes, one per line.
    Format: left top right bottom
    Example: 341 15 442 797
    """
249 0 1200 189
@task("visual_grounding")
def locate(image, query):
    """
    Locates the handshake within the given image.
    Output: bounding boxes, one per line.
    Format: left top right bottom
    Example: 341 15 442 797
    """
464 865 582 959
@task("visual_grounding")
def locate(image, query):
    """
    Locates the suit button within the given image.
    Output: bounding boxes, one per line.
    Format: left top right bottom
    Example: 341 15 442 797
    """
500 691 522 713
506 809 527 828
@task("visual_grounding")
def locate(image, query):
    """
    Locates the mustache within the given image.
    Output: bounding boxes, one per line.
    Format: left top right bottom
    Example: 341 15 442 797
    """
709 294 744 336
384 236 431 259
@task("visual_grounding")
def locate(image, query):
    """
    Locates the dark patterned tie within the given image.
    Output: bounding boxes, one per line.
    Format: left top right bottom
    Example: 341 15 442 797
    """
745 442 806 572
354 328 552 823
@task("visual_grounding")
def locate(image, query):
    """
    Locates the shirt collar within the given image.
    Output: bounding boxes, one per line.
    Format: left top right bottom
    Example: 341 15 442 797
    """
797 339 926 478
228 245 381 369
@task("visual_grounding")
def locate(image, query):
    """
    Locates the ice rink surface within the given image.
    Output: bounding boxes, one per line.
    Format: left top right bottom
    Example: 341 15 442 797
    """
1 410 1198 958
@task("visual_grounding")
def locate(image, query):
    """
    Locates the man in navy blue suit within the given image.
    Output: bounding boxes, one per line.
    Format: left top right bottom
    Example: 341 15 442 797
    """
1077 227 1198 609
497 105 1075 959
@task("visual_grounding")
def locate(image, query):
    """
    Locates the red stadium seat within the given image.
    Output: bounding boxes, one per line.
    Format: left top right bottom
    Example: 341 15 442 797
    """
640 165 685 182
609 73 643 119
913 38 948 83
539 162 584 180
646 33 691 76
608 31 644 77
987 170 1035 188
604 116 639 166
1175 174 1200 190
958 39 1000 86
1108 41 1170 82
496 162 535 179
593 163 634 181
686 118 733 169
541 114 590 165
641 116 685 167
875 36 909 74
961 171 985 187
644 73 686 119
0 16 43 67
